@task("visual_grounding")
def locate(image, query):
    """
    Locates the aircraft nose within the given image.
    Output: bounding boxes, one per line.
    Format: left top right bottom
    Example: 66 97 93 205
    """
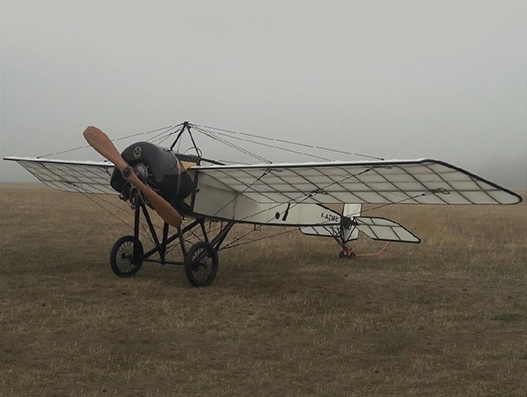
135 163 149 183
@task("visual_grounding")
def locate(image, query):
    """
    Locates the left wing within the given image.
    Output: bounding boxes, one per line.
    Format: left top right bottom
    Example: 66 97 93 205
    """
4 157 116 194
193 159 522 207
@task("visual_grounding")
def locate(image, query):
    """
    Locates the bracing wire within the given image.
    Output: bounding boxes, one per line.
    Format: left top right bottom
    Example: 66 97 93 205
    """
197 124 384 161
40 163 157 243
192 126 270 164
220 228 297 250
37 124 182 158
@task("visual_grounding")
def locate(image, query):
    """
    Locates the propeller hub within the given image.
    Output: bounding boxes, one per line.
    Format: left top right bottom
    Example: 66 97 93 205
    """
135 163 149 183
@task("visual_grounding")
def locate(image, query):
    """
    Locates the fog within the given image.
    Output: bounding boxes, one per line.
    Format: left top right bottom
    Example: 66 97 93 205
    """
1 1 526 189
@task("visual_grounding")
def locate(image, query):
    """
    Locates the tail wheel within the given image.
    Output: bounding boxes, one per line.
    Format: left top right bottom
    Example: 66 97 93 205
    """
110 235 144 277
338 251 356 260
184 241 218 287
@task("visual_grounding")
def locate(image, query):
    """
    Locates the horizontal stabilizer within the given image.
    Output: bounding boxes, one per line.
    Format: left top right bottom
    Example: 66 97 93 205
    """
354 217 420 243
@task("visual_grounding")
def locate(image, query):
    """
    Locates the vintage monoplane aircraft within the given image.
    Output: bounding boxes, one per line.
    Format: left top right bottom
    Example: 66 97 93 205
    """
4 122 522 287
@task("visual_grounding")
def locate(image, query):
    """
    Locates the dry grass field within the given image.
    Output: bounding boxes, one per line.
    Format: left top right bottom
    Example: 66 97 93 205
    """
1 183 526 396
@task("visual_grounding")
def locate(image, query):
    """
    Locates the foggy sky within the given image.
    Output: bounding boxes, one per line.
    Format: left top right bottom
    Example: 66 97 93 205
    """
1 1 526 189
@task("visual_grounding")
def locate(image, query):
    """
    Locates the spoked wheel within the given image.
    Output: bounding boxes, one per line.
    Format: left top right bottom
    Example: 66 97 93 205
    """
184 241 219 287
110 235 144 277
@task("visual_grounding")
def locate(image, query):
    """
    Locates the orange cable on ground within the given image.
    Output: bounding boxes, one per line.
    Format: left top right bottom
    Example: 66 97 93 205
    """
356 242 391 257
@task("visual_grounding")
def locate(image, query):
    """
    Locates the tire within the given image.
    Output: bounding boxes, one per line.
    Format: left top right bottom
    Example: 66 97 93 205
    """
184 241 219 287
110 235 144 278
338 251 356 259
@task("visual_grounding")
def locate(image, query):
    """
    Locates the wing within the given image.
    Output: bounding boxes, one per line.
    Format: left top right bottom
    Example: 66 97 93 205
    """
193 159 521 206
4 157 116 194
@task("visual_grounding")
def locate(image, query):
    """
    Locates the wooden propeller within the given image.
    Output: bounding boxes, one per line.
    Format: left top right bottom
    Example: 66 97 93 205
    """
83 126 182 228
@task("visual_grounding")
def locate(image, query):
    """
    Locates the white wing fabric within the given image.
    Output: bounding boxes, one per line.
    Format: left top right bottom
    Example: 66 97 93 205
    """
353 217 420 243
4 157 116 194
194 159 521 205
300 216 420 243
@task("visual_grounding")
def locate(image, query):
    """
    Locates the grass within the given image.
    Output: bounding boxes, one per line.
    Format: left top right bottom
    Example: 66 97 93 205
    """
1 183 526 396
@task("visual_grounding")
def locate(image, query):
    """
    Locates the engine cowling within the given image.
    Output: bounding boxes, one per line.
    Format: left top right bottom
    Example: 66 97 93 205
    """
110 141 195 205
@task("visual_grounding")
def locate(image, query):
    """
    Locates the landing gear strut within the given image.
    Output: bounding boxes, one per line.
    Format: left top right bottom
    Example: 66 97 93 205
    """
109 190 234 287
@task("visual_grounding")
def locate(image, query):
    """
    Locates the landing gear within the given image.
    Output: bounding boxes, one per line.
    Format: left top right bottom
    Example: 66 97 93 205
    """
338 247 356 260
184 241 219 287
110 235 144 277
109 187 235 286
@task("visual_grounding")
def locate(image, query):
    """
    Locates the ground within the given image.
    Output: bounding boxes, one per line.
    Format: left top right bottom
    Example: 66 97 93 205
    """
1 184 526 396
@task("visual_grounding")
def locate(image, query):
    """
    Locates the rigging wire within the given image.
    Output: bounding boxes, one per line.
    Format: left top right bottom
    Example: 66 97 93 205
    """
220 228 297 250
37 124 181 158
210 169 271 218
201 127 332 162
197 124 385 161
146 125 184 146
38 161 157 243
192 126 270 164
79 193 155 244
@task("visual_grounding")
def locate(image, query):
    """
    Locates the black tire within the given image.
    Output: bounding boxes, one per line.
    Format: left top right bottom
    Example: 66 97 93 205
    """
338 251 356 259
184 241 218 287
110 235 144 278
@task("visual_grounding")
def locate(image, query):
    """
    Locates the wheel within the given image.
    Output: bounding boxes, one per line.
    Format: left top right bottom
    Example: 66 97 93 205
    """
110 235 144 278
338 251 356 259
184 241 219 287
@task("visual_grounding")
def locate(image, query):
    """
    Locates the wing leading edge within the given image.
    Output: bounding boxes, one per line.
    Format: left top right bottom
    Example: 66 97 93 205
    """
193 159 522 206
4 157 116 194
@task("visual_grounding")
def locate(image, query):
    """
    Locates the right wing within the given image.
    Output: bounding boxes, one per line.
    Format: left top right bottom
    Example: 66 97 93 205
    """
193 158 522 206
4 157 116 194
191 158 522 223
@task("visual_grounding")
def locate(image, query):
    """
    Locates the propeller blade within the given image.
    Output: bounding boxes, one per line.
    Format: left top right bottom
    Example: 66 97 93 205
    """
83 126 182 228
83 126 129 172
127 175 183 228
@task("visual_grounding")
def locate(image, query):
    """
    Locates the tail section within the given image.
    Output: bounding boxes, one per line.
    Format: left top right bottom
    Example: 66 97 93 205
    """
352 217 420 243
300 203 420 258
300 204 362 241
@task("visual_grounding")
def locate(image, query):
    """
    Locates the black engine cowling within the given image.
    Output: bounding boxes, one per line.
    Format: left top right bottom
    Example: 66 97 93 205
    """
110 142 196 206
